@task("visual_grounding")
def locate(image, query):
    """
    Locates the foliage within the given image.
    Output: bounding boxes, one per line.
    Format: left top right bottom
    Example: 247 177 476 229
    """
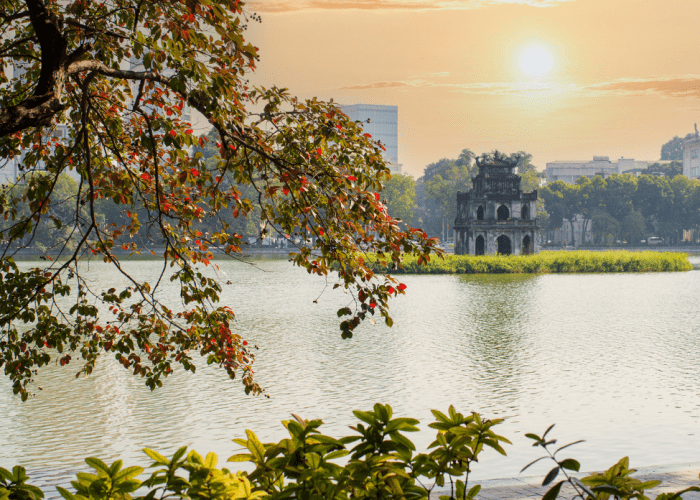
370 251 692 274
541 174 700 245
381 174 416 226
621 211 646 245
660 134 693 161
4 406 700 500
642 161 683 179
0 0 437 400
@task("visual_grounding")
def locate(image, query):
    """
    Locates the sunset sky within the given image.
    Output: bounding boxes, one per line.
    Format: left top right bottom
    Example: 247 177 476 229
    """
242 0 700 178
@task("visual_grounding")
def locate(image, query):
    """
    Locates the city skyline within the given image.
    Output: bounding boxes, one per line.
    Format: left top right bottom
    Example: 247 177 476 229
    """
244 0 700 178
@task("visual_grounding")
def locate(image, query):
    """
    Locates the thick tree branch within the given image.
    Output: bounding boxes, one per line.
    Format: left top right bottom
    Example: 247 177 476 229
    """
0 9 30 22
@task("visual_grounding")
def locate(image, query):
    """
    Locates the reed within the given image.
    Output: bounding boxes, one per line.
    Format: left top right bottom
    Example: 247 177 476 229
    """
370 250 692 274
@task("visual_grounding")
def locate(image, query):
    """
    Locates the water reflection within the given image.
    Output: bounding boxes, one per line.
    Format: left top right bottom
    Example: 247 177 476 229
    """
456 275 539 405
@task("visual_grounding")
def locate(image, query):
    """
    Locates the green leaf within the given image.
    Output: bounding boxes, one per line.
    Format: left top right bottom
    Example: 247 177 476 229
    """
112 466 143 483
325 450 349 460
467 484 481 498
353 410 377 426
84 458 110 476
542 481 564 500
227 453 253 463
56 486 76 500
559 459 580 472
171 446 188 465
204 452 218 469
593 485 624 496
143 449 169 466
246 430 265 463
542 466 559 486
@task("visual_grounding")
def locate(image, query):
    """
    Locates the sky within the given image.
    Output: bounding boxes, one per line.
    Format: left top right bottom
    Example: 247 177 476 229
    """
241 0 700 178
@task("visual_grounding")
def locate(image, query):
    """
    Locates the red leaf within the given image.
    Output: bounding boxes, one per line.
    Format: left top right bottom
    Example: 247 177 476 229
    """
319 228 324 236
398 283 407 291
363 133 372 138
140 173 151 180
370 302 376 308
185 129 193 135
283 186 289 195
169 130 177 137
387 286 394 294
316 148 322 155
336 123 342 130
190 168 199 177
347 176 357 181
243 340 248 346
374 192 380 201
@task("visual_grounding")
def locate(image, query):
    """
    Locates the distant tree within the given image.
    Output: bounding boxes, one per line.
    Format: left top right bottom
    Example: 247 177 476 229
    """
621 210 646 244
642 161 683 178
660 134 693 161
591 209 620 244
542 181 579 245
540 182 566 237
511 151 537 175
381 174 416 226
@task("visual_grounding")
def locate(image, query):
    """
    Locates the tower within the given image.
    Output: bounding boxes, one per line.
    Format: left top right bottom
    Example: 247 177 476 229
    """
454 152 539 256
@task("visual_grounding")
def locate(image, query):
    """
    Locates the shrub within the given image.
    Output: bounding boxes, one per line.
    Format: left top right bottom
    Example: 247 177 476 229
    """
2 405 698 500
371 251 692 275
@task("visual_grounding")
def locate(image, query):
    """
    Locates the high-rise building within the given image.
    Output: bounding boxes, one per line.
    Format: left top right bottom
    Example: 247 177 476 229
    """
339 104 401 173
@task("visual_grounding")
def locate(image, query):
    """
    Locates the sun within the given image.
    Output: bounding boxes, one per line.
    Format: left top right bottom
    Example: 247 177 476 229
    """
519 45 554 78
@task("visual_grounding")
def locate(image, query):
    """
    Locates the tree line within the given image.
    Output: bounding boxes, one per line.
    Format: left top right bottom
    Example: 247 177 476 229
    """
541 172 700 246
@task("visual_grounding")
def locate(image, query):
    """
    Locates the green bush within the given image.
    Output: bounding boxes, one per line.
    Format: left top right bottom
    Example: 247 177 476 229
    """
2 405 698 500
371 251 692 274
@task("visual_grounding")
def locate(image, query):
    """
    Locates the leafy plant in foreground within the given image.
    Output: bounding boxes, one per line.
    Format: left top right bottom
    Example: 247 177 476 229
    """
3 408 700 500
524 425 700 500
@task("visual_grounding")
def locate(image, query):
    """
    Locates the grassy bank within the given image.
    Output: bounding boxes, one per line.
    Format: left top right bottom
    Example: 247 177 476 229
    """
371 250 692 274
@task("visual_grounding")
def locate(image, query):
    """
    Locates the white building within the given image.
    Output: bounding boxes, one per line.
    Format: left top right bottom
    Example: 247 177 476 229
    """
546 156 650 184
339 104 401 173
683 130 700 179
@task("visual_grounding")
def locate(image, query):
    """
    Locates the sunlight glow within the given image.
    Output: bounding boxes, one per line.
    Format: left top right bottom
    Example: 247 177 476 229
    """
519 45 554 78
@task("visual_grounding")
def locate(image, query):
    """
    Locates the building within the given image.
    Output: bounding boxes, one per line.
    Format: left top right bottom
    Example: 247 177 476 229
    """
339 104 401 173
683 126 700 179
546 156 650 184
454 153 539 256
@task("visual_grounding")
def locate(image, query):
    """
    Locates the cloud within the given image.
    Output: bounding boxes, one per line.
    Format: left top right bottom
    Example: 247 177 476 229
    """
581 76 700 99
339 78 554 94
338 75 700 99
246 0 574 13
341 81 410 89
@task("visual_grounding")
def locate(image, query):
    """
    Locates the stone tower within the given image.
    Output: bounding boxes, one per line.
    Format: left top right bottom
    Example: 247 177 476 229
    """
454 153 539 256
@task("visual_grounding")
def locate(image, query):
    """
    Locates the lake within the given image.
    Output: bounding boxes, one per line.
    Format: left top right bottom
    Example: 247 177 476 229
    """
2 256 700 494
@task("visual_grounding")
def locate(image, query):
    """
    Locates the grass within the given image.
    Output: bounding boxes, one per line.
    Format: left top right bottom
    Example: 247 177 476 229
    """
370 250 693 274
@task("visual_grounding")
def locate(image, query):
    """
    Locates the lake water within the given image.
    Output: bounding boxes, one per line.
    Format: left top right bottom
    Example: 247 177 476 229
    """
2 256 700 494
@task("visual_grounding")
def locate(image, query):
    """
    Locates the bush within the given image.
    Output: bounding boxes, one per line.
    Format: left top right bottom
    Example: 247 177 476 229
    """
371 251 692 274
2 405 699 500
